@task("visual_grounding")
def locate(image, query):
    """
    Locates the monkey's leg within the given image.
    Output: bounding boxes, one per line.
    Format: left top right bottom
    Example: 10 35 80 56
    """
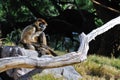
32 43 58 56
41 44 58 56
23 43 35 50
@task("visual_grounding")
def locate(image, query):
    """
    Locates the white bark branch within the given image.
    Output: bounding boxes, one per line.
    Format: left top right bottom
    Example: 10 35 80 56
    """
0 52 83 73
0 16 120 73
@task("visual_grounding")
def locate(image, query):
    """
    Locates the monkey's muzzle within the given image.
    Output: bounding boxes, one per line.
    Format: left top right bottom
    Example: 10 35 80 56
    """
39 24 46 31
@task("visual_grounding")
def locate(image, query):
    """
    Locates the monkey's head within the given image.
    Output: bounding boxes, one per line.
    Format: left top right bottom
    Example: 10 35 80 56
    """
34 18 48 31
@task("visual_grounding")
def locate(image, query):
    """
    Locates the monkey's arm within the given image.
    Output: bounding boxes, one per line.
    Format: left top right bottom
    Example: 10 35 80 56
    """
39 32 47 45
31 30 42 38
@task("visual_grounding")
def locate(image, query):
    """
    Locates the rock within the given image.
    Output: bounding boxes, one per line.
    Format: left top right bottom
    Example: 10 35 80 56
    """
40 66 82 80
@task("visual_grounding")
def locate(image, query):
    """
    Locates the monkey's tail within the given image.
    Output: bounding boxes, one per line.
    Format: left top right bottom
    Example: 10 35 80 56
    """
41 44 58 56
33 43 58 56
47 48 58 56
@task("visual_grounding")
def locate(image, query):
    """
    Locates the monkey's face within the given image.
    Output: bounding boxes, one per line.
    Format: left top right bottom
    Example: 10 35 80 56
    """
35 18 48 31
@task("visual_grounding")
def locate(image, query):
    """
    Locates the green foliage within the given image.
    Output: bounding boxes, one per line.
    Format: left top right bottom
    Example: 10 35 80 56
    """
0 0 96 21
4 29 22 46
30 0 59 17
0 0 34 22
75 0 94 11
0 5 4 21
95 18 104 27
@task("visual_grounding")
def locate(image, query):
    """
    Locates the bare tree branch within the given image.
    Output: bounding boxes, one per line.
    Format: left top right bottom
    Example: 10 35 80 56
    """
92 0 120 13
0 51 84 73
87 16 120 42
0 16 120 73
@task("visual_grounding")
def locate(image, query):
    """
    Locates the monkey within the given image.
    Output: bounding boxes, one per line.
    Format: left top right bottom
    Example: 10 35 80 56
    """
20 18 57 56
19 18 42 47
20 18 47 49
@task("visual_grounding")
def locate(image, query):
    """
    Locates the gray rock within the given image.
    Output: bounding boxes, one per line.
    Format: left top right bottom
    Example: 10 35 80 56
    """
39 66 82 80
